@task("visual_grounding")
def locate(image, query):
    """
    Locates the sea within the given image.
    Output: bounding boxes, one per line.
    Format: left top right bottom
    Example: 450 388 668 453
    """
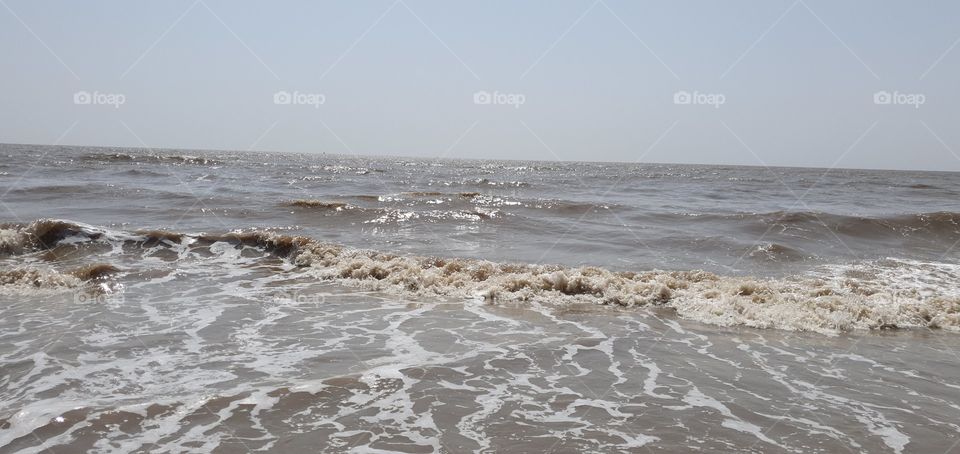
1 143 959 452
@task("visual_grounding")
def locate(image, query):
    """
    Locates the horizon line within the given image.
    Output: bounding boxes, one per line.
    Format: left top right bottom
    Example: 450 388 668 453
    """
2 141 957 175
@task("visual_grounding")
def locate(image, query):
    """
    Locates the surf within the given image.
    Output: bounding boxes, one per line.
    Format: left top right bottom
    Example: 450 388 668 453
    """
3 219 958 335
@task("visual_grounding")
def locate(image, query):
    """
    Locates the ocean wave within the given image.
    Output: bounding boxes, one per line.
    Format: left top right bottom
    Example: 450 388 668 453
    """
2 219 959 334
761 210 959 231
429 178 530 188
280 199 501 223
401 191 481 198
747 242 810 262
119 168 169 177
365 208 500 224
1 219 104 254
283 199 354 210
349 194 384 202
659 211 960 239
1 267 83 289
312 164 385 175
525 200 616 214
0 228 27 255
80 153 222 166
299 193 615 216
0 263 118 290
8 184 93 195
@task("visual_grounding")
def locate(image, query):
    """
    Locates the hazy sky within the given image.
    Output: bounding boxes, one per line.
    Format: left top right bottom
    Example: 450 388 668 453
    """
2 0 959 170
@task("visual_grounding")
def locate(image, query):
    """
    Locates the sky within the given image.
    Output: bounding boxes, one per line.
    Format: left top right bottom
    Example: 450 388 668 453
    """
1 0 959 171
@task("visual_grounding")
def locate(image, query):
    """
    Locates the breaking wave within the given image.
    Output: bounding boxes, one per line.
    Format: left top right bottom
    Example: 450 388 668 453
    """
2 219 959 334
0 263 119 291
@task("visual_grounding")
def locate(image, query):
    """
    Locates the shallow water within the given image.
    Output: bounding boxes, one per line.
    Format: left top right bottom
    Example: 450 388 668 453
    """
1 144 960 452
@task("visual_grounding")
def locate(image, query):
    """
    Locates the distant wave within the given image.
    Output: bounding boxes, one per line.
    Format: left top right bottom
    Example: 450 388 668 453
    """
118 168 169 177
285 194 618 216
80 153 222 166
429 178 530 188
757 210 960 237
280 199 499 222
283 200 353 210
401 191 481 198
657 210 960 238
364 208 500 224
3 219 959 335
278 196 957 240
8 184 92 195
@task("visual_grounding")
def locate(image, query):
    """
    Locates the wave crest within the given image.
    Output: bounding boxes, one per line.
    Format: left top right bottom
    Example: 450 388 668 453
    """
759 211 960 237
3 219 959 334
0 263 119 290
283 200 352 210
81 152 221 166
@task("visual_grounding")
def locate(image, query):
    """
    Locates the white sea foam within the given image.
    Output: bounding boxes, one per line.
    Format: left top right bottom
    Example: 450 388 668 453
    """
4 219 959 335
289 240 960 334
